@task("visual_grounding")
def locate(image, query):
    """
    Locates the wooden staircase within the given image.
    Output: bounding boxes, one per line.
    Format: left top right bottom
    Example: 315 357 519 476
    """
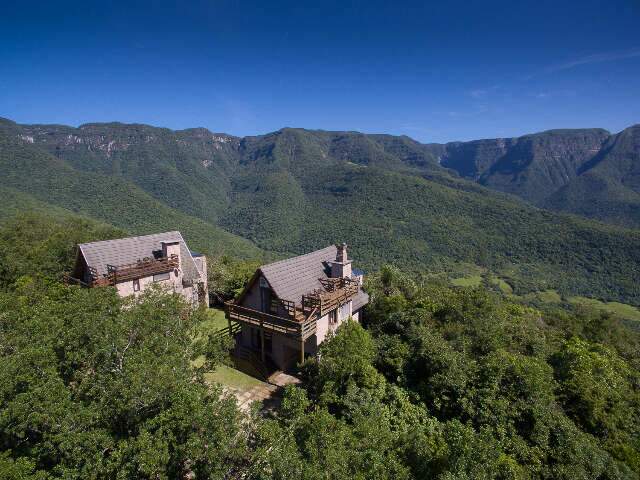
233 346 274 381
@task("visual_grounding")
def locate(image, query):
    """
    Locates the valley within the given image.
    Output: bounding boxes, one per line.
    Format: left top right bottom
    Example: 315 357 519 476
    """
2 117 639 305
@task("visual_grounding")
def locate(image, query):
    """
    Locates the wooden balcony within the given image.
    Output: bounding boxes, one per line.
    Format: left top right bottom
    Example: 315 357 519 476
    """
225 303 317 341
226 277 359 339
65 254 179 287
302 277 360 316
225 277 360 365
103 254 179 284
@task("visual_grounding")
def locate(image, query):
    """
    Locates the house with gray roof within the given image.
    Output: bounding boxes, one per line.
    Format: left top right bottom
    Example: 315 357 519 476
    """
69 231 208 307
226 244 368 371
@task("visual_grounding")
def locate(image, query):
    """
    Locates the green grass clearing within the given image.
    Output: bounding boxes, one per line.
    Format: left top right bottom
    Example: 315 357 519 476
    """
518 289 563 304
204 365 265 390
190 309 267 392
491 277 513 294
451 275 483 287
195 308 229 337
568 296 640 322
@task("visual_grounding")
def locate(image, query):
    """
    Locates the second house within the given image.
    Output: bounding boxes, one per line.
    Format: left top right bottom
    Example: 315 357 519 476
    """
226 243 368 371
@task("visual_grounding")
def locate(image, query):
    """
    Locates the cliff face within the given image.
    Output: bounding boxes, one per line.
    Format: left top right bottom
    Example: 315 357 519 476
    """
433 126 640 228
541 125 640 226
439 129 611 204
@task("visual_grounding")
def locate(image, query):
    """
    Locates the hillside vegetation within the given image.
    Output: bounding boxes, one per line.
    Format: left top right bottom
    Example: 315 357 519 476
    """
1 216 639 478
1 118 639 304
0 120 264 261
436 125 640 227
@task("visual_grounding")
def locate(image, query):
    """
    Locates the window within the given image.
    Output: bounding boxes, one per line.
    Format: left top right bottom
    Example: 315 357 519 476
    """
133 279 140 292
260 285 273 313
329 309 338 325
269 298 279 314
153 272 170 282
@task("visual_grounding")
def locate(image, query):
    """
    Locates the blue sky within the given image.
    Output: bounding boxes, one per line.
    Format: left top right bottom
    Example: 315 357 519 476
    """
1 0 639 143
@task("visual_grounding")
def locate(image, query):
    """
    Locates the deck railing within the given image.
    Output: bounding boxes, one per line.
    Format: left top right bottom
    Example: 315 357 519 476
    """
104 254 179 284
65 254 179 287
225 303 317 340
303 277 360 316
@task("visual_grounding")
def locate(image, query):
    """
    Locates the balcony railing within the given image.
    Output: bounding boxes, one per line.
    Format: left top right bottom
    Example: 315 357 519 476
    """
103 254 179 284
65 254 179 287
303 277 360 316
225 303 317 340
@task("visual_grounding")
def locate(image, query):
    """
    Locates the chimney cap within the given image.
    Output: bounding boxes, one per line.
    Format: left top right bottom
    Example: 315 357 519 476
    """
336 243 349 263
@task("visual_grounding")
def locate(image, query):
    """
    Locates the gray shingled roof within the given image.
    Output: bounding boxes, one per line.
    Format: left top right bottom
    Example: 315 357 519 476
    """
352 290 369 312
259 245 368 312
78 231 202 282
260 246 337 304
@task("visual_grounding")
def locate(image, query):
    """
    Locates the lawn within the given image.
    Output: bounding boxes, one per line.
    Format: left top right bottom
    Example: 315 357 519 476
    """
492 277 513 294
192 308 266 391
204 365 265 390
518 289 563 304
196 308 229 336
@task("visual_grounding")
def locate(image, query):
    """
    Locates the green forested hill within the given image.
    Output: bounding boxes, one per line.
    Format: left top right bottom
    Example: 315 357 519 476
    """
437 125 640 227
543 125 640 225
0 120 263 260
1 118 639 304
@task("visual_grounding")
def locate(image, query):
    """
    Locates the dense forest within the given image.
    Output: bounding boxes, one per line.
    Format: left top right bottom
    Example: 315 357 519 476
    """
1 213 638 478
436 125 640 228
2 118 640 305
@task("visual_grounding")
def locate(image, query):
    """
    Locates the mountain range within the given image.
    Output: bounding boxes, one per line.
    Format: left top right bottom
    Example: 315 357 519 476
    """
1 117 639 304
432 125 640 227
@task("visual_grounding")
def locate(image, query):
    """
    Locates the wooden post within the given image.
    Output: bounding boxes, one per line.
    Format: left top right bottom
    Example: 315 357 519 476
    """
300 336 305 364
260 320 265 362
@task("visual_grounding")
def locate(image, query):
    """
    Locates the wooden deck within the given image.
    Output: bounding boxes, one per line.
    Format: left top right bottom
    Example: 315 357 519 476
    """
65 254 179 287
225 303 317 340
302 277 360 316
103 254 179 284
225 277 359 339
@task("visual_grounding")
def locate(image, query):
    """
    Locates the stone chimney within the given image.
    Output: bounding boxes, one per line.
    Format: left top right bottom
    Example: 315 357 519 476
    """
331 243 352 278
161 240 181 268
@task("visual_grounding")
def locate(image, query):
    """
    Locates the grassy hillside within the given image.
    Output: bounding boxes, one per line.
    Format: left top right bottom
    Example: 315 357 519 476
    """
221 155 640 303
0 186 81 223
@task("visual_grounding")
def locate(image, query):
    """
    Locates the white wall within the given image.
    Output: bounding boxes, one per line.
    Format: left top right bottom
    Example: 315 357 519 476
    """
315 300 353 345
114 267 200 306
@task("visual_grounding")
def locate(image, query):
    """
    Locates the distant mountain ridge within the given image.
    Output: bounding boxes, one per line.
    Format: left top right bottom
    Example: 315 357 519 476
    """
432 125 640 227
1 116 639 304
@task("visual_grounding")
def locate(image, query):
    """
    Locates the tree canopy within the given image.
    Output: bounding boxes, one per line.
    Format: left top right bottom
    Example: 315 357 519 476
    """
1 213 639 478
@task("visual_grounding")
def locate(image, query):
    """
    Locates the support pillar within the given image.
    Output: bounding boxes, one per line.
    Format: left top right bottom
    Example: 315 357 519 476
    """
300 336 305 364
260 321 265 363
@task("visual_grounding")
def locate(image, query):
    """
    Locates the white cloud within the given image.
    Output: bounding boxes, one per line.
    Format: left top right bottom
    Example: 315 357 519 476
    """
526 48 640 79
467 85 501 99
